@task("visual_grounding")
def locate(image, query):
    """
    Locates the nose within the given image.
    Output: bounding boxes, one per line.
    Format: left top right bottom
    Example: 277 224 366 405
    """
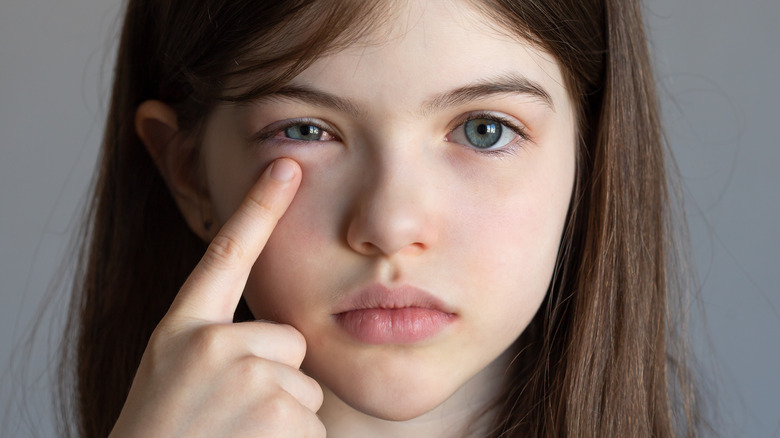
345 154 439 257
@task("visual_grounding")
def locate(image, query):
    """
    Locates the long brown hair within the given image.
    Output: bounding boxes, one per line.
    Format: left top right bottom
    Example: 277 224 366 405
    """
61 0 702 436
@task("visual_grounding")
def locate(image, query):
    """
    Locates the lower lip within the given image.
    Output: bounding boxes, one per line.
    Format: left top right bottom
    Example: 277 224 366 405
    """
335 308 455 344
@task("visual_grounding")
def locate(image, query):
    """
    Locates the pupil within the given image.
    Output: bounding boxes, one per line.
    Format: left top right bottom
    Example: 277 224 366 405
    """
300 126 311 136
464 119 501 149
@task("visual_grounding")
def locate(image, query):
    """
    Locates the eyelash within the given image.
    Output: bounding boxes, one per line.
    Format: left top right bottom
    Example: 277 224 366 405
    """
249 118 340 144
249 113 530 157
446 111 530 157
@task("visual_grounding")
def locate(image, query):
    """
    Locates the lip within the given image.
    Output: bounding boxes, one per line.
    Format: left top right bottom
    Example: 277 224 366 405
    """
333 283 457 344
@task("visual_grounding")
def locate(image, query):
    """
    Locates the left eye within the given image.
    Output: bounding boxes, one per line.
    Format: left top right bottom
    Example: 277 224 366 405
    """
447 117 522 151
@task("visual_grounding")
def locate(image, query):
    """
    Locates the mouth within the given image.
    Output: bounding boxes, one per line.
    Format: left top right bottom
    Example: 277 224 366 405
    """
333 283 457 345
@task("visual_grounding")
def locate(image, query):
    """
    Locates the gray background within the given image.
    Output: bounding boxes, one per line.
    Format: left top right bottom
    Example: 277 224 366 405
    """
1 0 778 436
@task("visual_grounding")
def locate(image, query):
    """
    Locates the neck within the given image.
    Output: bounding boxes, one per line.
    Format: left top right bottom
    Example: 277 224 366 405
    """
317 350 511 438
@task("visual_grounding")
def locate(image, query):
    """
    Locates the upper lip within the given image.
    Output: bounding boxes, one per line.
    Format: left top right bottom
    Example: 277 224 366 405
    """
332 283 456 315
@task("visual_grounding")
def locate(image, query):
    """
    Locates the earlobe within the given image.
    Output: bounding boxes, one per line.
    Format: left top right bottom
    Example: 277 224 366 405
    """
135 100 216 242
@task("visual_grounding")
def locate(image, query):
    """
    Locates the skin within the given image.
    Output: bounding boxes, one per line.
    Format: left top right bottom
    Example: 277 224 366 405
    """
127 1 576 437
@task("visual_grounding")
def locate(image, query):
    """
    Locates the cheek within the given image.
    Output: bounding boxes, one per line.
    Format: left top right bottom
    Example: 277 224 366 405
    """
449 204 559 349
241 157 346 320
454 189 560 295
451 145 575 328
451 149 573 267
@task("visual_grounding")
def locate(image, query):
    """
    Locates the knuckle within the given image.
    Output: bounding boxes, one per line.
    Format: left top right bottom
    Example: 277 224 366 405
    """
203 234 245 270
262 389 297 425
187 325 229 360
281 325 307 362
305 375 324 410
234 357 272 385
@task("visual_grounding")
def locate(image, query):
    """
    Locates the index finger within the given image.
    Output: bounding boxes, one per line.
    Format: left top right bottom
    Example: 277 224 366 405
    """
167 158 301 323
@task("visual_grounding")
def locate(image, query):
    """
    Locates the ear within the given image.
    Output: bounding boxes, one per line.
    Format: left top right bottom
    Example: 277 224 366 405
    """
135 100 215 241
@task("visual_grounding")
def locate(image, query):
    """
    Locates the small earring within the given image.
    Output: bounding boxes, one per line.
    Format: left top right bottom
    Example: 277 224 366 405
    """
204 221 213 231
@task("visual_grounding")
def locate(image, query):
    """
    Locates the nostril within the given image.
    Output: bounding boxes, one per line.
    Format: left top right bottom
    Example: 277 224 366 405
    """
400 241 427 255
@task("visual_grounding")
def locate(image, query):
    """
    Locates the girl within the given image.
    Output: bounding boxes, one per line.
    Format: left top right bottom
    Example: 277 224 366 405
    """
62 0 702 436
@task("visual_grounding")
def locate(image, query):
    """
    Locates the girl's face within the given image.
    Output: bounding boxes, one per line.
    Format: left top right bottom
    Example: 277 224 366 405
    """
197 0 576 423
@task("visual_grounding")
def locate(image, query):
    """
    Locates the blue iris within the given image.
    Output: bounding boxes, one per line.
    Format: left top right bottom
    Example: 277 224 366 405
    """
285 124 322 141
464 119 502 149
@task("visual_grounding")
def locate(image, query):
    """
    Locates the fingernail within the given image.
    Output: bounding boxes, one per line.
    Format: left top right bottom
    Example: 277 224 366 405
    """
269 159 295 182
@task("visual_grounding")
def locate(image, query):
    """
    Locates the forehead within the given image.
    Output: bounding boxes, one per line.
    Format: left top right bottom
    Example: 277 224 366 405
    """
285 0 569 115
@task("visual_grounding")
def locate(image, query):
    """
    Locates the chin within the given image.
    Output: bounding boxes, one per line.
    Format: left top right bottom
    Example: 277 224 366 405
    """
309 348 470 422
327 381 455 422
340 385 450 421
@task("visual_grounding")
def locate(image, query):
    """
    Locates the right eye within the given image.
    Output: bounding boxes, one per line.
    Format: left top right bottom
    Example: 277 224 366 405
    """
249 118 339 145
277 119 338 142
283 123 330 141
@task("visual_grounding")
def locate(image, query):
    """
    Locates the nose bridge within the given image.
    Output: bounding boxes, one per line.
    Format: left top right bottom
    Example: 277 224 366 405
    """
346 141 439 257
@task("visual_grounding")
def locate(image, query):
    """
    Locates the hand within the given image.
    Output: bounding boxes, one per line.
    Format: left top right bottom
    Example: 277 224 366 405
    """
109 158 325 438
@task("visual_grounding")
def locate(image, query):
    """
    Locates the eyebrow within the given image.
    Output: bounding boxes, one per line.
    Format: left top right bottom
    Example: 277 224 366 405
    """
263 85 365 117
421 73 554 114
259 72 554 116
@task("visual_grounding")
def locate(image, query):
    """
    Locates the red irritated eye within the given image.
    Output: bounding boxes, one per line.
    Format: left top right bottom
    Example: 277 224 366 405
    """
249 118 340 144
282 123 335 141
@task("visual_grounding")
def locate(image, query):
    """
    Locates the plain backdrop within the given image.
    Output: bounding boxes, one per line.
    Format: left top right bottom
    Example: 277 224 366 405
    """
1 0 778 436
